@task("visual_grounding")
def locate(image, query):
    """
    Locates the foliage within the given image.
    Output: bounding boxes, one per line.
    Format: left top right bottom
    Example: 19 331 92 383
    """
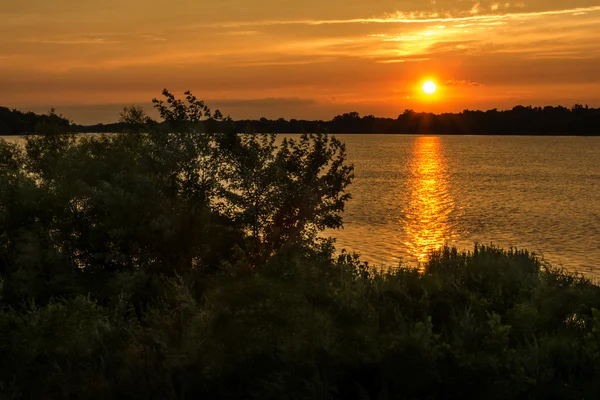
0 107 70 135
2 241 600 399
1 91 600 399
0 88 353 301
64 105 600 136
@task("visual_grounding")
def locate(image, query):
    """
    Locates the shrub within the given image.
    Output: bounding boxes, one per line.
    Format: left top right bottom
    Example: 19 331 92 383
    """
1 91 599 399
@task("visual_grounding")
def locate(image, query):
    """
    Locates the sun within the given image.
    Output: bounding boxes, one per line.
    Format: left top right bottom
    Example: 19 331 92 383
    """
422 80 437 95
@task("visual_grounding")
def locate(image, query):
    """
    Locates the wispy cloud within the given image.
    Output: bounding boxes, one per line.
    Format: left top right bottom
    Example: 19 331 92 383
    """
221 30 261 36
377 58 431 63
525 51 599 60
445 79 484 86
214 97 318 108
40 38 119 45
210 5 600 27
139 35 167 42
230 57 333 67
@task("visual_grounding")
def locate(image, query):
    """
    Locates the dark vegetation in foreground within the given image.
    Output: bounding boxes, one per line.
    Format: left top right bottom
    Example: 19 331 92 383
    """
2 103 600 136
2 91 600 399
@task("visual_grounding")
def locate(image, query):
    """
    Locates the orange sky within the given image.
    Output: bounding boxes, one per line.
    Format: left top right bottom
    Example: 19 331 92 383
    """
1 0 600 123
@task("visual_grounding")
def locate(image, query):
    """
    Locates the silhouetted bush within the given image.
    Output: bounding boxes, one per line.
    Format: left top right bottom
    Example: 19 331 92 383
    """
1 91 600 399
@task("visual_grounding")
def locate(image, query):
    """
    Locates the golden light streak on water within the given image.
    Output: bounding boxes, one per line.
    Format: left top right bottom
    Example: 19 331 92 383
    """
404 136 454 262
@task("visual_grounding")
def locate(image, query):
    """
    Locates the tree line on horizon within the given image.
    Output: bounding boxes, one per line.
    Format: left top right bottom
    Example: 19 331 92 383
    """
0 107 70 136
1 103 599 135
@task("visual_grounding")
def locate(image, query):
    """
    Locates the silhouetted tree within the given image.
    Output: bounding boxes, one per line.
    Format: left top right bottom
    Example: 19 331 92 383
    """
4 103 600 136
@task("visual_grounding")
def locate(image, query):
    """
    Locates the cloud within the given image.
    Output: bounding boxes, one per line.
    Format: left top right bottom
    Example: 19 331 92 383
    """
139 35 167 42
445 79 485 86
221 30 261 35
377 58 430 63
213 97 318 108
40 38 119 45
426 40 481 53
230 57 333 67
207 5 600 27
470 3 481 15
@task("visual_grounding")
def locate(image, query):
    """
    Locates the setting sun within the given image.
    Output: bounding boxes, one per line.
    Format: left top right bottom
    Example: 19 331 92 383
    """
422 81 437 95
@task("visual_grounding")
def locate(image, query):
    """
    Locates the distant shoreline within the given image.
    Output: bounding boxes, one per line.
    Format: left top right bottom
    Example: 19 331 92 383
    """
3 104 600 136
3 132 600 137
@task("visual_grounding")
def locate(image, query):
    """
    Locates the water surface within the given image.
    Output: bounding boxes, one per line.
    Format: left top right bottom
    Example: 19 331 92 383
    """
325 135 600 276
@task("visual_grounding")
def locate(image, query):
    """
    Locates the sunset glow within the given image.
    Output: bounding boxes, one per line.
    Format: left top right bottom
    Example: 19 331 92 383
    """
1 0 600 123
422 81 437 95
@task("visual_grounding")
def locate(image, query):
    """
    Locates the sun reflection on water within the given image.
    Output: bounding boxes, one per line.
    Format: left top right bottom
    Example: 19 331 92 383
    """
404 136 455 263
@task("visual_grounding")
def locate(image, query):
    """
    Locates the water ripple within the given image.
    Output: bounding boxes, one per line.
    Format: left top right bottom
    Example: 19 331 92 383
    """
325 135 600 277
